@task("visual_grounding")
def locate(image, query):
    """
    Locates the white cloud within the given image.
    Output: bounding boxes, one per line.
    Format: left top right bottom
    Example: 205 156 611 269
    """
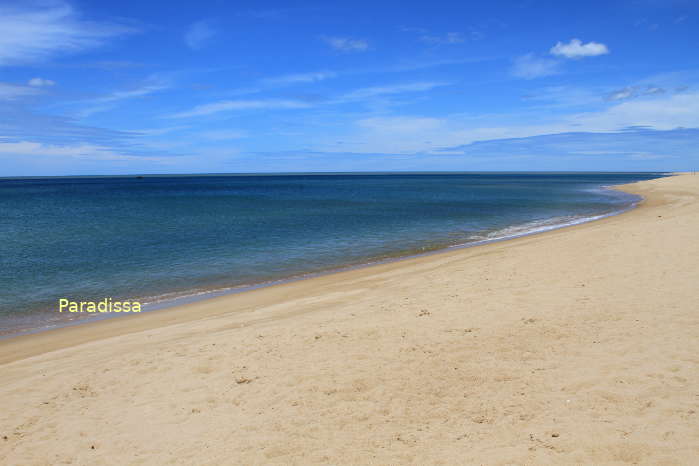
322 36 368 52
0 1 136 66
511 54 560 79
0 82 41 100
185 21 215 50
170 99 310 118
28 77 55 87
550 38 609 59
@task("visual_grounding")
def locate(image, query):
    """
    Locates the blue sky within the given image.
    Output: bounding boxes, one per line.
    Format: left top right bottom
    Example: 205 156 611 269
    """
1 0 698 175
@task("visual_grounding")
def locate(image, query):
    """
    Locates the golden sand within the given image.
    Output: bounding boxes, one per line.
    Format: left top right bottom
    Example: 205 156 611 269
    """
1 173 698 464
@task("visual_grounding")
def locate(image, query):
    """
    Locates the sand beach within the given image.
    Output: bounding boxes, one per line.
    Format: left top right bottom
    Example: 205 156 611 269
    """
1 173 698 465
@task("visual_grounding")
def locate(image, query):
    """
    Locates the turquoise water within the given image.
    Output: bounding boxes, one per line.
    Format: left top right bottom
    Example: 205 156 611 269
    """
0 172 666 335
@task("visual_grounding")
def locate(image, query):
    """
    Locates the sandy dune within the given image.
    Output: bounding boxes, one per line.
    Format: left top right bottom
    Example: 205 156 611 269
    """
1 173 698 465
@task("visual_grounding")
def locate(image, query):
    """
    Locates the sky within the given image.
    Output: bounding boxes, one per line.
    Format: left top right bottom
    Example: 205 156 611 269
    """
1 0 698 176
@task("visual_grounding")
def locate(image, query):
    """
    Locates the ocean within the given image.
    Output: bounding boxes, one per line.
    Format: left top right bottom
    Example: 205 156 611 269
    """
0 172 666 336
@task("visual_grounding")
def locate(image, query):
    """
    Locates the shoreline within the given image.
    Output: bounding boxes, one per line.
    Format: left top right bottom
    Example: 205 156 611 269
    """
1 183 645 356
2 173 698 464
0 182 646 342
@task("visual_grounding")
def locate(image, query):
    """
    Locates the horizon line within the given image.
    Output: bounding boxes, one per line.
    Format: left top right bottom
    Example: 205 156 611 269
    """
0 170 673 180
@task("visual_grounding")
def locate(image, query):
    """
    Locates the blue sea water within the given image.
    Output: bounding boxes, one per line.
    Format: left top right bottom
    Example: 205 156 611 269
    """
0 172 666 335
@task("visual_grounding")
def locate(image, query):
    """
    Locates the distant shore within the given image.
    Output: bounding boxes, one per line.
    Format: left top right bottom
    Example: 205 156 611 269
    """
1 173 697 464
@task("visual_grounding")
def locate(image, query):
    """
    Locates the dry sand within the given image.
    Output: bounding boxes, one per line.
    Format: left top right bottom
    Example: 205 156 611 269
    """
1 173 698 465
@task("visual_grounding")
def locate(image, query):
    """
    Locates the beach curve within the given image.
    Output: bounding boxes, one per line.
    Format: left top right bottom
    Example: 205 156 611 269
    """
1 173 698 464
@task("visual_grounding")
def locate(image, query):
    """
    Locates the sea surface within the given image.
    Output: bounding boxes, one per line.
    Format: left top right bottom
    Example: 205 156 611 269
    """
0 172 666 336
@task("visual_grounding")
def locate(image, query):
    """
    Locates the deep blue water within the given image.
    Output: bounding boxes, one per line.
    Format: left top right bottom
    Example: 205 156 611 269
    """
0 172 666 335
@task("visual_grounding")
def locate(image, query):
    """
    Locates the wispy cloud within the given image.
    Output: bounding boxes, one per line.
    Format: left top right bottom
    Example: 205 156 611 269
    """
0 106 141 148
0 1 137 66
0 100 175 172
170 99 311 118
322 36 369 52
184 20 216 50
219 71 336 98
198 130 248 140
607 87 635 101
337 82 449 101
511 54 560 79
262 71 336 86
402 25 485 44
94 84 167 104
28 77 55 87
367 57 493 74
572 90 699 130
634 18 660 32
67 78 169 118
73 60 145 70
607 85 666 101
128 126 190 137
224 58 489 98
357 116 442 133
0 82 42 100
438 127 695 164
239 9 288 20
520 85 604 108
172 81 449 118
316 82 699 156
550 38 609 59
0 140 149 161
420 32 465 45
